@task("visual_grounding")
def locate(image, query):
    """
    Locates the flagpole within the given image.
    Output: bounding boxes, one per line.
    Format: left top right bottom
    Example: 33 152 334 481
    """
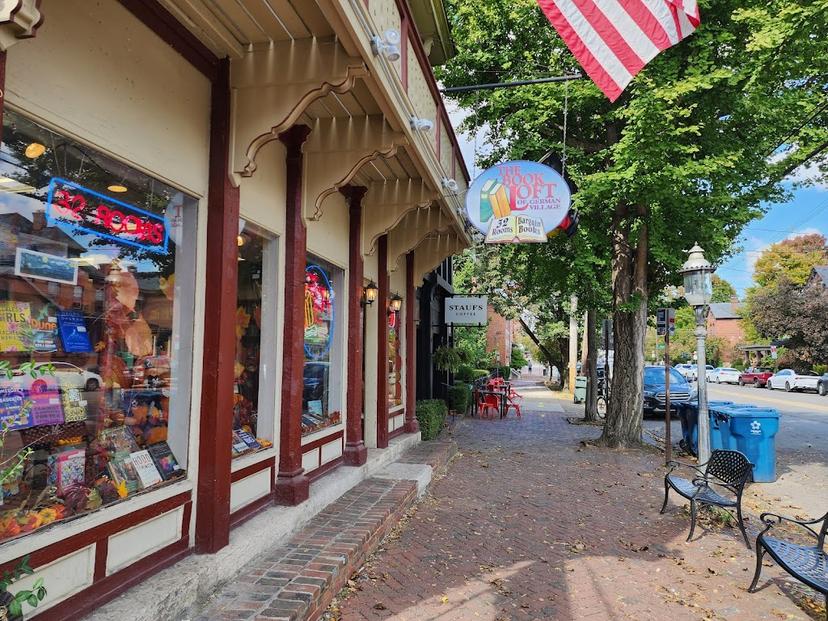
440 74 583 94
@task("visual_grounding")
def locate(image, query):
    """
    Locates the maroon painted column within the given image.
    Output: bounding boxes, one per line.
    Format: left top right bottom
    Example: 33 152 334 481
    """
376 235 390 449
196 58 238 553
342 185 368 466
274 124 312 506
404 251 419 433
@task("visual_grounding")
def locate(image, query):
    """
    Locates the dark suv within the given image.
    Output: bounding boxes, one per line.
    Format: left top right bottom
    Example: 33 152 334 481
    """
642 365 696 418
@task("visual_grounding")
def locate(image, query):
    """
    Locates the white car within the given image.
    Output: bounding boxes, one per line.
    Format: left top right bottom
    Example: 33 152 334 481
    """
686 364 714 381
708 367 741 384
766 368 820 392
12 362 102 392
674 363 694 379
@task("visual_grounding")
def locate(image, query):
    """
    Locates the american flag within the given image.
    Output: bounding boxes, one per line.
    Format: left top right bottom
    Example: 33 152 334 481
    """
536 0 700 101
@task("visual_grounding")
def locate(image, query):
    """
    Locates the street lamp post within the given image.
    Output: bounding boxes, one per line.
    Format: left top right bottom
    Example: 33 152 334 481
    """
680 244 715 463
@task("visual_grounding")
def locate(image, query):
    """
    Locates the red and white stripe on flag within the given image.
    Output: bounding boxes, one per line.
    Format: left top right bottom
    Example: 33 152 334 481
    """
536 0 700 101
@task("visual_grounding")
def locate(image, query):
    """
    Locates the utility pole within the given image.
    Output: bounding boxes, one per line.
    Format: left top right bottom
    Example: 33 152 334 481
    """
664 331 672 464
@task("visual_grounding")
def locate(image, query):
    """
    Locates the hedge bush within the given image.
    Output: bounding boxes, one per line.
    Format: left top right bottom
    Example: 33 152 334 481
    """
490 365 511 379
448 382 471 414
455 364 475 383
416 399 448 441
472 368 490 380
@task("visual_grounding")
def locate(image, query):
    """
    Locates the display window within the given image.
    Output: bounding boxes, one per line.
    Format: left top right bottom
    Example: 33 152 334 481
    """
302 257 342 435
0 110 197 544
387 310 402 409
232 220 276 458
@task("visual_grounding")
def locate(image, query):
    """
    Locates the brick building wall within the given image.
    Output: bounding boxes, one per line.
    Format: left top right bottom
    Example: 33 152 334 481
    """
486 305 512 367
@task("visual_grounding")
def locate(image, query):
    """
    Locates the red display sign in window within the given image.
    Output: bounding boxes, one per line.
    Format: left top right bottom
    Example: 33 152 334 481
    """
45 177 168 253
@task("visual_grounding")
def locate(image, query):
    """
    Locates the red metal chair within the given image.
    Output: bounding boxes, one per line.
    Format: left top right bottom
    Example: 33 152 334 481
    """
478 393 500 419
505 395 521 418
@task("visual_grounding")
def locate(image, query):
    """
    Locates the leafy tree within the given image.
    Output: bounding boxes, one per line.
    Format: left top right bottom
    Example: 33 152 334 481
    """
711 275 737 303
440 0 828 446
747 278 828 368
753 233 828 289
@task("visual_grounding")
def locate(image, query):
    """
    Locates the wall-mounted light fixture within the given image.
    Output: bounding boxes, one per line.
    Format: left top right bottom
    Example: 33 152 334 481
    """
441 177 459 193
362 281 378 307
409 116 434 132
370 29 401 62
389 293 403 313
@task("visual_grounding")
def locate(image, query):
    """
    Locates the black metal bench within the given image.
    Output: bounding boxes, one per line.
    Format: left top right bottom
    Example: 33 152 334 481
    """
661 449 753 548
749 511 827 620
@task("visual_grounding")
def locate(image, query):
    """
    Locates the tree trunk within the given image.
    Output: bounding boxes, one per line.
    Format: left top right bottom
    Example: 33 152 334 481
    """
601 206 648 447
584 308 599 422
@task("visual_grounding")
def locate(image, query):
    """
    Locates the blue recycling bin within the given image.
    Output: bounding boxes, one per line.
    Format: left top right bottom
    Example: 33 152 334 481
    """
728 409 780 482
710 404 760 451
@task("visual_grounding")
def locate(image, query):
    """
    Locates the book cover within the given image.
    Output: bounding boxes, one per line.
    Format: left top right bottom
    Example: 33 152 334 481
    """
147 442 182 480
231 430 249 455
29 376 65 426
57 310 92 354
98 426 140 455
479 179 495 223
129 450 163 488
58 382 87 423
55 449 86 494
0 301 32 353
108 455 141 493
29 305 58 353
0 382 31 430
236 430 261 450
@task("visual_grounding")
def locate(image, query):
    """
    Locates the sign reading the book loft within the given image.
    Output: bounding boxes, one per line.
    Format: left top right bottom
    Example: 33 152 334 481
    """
465 160 571 244
445 296 488 325
45 177 169 253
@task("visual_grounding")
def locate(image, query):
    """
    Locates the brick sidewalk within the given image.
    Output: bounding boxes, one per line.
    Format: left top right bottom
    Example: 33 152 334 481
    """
332 406 818 621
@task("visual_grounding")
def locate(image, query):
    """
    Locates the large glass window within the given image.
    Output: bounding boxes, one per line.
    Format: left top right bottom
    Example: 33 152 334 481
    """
232 220 275 458
0 110 197 544
388 309 402 409
302 258 341 436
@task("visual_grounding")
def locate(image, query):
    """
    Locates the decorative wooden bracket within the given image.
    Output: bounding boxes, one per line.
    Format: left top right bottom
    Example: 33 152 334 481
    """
304 115 407 222
412 231 464 281
231 38 368 183
0 0 43 51
387 204 453 272
361 179 439 255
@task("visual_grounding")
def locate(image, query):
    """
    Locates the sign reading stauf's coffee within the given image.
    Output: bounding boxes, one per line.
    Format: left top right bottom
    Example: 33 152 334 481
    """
445 296 488 325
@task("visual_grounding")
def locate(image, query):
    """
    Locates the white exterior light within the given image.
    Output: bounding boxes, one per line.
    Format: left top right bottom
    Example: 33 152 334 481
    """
410 116 433 132
370 29 401 62
442 177 459 193
680 243 714 308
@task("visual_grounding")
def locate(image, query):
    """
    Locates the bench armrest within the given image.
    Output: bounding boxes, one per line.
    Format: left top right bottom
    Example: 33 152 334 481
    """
666 460 706 477
759 511 828 541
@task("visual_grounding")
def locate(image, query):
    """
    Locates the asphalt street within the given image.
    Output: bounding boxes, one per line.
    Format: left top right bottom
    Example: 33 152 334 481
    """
644 381 828 517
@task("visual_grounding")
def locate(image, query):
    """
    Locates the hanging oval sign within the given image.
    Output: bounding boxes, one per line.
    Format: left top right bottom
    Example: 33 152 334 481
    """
465 160 571 243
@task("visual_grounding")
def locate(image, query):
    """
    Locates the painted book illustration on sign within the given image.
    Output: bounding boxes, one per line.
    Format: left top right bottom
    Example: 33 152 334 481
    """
0 301 32 353
57 310 92 353
485 215 547 244
479 180 511 223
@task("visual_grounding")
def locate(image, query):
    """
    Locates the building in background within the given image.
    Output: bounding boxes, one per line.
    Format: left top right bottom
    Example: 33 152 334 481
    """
707 298 745 364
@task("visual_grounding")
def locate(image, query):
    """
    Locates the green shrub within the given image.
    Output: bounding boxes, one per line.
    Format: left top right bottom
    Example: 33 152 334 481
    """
416 399 448 441
490 365 511 379
448 382 471 414
813 363 828 375
455 364 475 383
732 359 745 371
472 369 490 380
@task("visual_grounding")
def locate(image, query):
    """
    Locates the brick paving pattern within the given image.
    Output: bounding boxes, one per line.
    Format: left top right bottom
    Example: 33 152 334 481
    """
195 479 418 621
334 401 817 620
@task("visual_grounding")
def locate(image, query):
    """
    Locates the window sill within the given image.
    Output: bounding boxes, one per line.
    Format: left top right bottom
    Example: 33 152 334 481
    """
0 478 193 563
388 405 405 414
231 447 277 473
301 423 344 446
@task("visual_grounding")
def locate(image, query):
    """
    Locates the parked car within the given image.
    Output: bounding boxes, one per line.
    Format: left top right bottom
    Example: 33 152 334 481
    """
11 361 103 392
708 367 741 384
738 367 774 387
766 368 820 392
685 364 714 381
818 374 828 396
674 363 694 379
642 366 696 418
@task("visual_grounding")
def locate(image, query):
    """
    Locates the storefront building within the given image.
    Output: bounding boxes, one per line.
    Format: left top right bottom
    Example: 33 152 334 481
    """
0 0 470 617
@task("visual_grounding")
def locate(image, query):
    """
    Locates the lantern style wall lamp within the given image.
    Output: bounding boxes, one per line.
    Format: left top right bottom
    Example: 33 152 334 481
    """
361 281 378 307
370 29 401 61
389 293 403 314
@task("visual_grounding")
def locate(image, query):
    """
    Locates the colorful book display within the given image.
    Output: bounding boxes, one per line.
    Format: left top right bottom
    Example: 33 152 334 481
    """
28 376 64 426
147 442 182 480
0 382 30 430
47 448 86 494
57 310 92 353
236 429 261 450
0 301 32 353
129 450 163 488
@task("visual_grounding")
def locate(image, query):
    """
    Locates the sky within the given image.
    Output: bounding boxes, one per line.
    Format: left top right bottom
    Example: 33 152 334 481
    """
446 104 828 298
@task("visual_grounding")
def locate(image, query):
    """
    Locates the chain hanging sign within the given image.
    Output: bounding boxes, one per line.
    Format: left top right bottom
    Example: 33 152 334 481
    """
465 160 571 244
